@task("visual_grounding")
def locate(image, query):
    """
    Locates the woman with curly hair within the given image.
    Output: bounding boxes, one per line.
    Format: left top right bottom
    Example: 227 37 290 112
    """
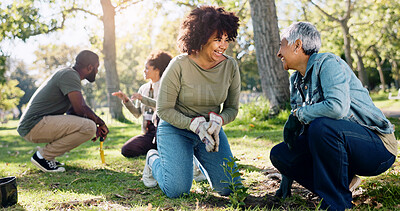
112 50 172 158
141 6 241 198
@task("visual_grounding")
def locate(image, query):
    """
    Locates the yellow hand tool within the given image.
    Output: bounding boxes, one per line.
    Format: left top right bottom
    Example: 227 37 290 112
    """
100 137 105 164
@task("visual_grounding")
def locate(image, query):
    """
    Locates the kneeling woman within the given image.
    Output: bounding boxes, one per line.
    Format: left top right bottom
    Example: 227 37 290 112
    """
141 5 241 198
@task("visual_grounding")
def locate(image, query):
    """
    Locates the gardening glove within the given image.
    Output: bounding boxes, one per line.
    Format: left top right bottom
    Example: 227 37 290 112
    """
190 116 216 152
283 113 303 150
207 112 223 152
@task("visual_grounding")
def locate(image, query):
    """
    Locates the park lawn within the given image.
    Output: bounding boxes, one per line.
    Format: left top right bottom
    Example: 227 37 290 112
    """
370 91 400 112
0 109 306 210
0 95 400 210
0 113 288 210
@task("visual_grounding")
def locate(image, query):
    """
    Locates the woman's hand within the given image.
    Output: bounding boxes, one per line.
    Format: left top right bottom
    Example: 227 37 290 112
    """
131 93 143 101
112 90 129 103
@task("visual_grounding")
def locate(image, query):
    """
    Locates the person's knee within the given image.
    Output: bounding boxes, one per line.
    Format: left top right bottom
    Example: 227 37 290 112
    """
80 120 97 137
161 171 192 198
163 185 191 198
270 143 286 168
121 146 140 158
270 144 280 159
270 153 283 172
121 148 132 158
270 148 279 168
270 143 299 177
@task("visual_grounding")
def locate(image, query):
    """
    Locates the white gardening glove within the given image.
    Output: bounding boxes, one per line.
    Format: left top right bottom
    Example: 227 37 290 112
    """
207 112 223 152
190 116 216 152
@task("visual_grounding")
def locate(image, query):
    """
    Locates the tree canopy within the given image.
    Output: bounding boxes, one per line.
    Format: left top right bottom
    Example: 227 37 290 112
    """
2 0 400 117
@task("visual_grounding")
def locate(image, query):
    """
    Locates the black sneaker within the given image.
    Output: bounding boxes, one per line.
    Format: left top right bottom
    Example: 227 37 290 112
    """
31 152 65 173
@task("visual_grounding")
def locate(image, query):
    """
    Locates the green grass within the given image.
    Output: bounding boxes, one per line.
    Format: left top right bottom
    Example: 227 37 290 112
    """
0 111 297 210
0 118 277 210
370 91 400 111
1 92 400 210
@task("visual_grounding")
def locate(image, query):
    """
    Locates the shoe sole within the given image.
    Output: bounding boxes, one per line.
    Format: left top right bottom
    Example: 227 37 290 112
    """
142 150 158 188
349 177 362 192
193 174 207 182
31 157 65 173
142 162 157 187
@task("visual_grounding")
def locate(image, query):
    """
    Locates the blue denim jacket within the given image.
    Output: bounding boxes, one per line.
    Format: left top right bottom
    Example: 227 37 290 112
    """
292 53 394 134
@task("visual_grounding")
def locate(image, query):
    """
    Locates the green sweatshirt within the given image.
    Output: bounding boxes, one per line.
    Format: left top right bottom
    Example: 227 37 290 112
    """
157 54 241 130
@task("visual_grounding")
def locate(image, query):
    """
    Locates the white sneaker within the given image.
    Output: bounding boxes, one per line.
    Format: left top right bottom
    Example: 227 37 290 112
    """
349 175 362 192
142 149 158 188
193 165 207 182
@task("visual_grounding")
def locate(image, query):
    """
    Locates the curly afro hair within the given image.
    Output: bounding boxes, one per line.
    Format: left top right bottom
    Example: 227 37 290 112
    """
146 50 173 77
177 5 239 55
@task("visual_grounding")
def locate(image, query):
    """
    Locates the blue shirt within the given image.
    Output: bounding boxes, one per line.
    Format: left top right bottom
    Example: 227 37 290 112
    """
291 53 394 134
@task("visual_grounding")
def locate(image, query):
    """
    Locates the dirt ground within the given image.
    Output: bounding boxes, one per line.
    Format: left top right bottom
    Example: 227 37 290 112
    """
241 166 321 210
198 165 378 210
195 166 322 210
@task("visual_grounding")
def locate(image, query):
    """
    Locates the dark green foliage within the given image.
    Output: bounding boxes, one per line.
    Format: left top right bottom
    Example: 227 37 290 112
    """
0 1 58 42
366 59 394 91
388 117 400 140
0 1 62 84
0 53 6 84
238 54 261 91
238 96 270 121
10 64 37 118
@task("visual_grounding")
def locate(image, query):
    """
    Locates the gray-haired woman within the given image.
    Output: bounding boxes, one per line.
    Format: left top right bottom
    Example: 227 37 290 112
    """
270 22 397 211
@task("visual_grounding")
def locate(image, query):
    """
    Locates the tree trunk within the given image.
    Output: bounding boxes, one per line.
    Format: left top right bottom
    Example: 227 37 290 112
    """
249 0 289 115
100 0 124 120
309 0 354 70
372 47 387 92
391 60 400 89
340 22 353 70
354 49 369 89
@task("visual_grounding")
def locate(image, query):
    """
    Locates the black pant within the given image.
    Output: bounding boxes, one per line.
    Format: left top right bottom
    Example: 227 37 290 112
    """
270 117 395 211
121 121 157 158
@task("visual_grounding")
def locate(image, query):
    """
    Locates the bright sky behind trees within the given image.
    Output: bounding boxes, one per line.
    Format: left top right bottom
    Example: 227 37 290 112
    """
1 0 186 65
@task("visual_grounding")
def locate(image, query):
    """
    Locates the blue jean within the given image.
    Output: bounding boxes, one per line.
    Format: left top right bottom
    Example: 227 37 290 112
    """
153 120 240 198
270 117 395 211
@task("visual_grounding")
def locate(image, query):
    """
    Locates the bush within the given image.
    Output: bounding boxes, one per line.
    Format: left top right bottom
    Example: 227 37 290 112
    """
237 96 270 121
